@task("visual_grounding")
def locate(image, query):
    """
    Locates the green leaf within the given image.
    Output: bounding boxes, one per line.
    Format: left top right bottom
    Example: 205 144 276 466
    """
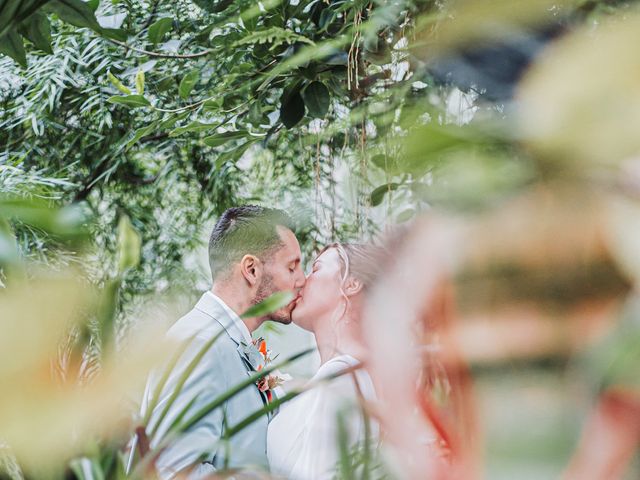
44 0 102 31
302 81 330 118
371 154 386 169
192 0 234 13
160 111 190 129
202 98 222 111
100 27 127 41
126 113 187 149
337 411 354 479
203 130 248 147
0 0 53 39
107 71 131 94
240 291 294 318
319 8 337 31
98 278 120 355
164 393 202 436
0 3 22 40
0 29 27 67
396 208 415 223
248 101 263 125
107 94 151 108
178 70 199 99
371 153 400 175
214 139 255 168
135 69 145 94
19 12 52 54
0 217 19 266
148 17 172 44
370 183 400 207
0 197 89 240
169 120 223 137
280 89 305 129
233 26 314 50
156 76 174 92
69 457 103 480
126 122 157 150
117 215 141 273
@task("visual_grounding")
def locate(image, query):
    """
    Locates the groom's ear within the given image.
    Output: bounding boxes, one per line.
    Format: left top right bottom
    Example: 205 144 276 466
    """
240 254 261 286
343 277 363 297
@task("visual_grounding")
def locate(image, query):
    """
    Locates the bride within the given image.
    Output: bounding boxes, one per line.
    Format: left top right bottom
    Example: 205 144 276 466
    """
267 242 388 480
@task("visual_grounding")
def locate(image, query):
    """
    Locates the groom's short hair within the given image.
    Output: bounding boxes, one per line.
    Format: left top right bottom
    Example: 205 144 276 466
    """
208 205 294 280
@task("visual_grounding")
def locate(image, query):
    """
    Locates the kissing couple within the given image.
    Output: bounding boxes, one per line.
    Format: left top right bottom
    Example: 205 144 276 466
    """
131 205 388 479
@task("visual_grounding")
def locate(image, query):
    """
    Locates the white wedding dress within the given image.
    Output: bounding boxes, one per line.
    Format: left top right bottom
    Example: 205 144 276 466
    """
267 354 379 480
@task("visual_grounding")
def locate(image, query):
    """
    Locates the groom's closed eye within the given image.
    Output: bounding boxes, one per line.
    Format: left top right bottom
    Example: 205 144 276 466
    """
288 259 300 272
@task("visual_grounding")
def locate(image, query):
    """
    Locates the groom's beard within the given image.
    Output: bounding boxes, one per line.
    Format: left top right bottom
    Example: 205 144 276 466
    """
253 272 292 324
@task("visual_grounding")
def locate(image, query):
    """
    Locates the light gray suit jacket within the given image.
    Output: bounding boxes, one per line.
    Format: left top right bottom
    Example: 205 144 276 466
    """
137 292 269 478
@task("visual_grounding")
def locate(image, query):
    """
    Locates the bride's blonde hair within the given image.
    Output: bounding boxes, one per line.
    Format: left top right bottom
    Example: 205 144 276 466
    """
319 242 389 305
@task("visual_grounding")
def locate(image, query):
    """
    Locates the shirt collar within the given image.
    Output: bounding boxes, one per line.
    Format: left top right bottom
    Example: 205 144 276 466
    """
203 291 253 345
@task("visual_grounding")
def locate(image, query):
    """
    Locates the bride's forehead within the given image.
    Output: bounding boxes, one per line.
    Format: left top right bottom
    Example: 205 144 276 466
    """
314 248 340 264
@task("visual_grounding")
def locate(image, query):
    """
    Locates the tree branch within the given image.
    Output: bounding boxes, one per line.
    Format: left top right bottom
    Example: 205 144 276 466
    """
108 38 212 59
142 0 162 30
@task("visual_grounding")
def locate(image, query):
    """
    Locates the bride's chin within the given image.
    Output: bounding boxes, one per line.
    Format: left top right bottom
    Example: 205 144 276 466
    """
291 308 310 331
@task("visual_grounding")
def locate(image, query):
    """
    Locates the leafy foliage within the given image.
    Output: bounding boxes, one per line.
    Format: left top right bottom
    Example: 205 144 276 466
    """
0 0 116 67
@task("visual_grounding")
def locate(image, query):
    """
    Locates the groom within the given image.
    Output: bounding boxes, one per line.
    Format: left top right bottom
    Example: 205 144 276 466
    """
135 206 305 478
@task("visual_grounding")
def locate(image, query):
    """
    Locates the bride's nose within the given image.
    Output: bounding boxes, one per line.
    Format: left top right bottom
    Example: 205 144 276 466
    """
296 273 309 290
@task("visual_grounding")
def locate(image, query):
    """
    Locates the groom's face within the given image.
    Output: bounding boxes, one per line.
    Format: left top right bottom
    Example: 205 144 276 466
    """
253 226 305 324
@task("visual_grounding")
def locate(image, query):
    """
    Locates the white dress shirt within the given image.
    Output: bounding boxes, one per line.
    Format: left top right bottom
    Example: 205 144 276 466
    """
205 291 253 345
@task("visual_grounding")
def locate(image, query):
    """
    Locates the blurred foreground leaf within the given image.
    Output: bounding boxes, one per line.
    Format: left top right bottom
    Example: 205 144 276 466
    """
117 215 141 274
0 275 177 472
0 197 89 241
414 0 570 54
518 14 640 166
584 297 640 392
241 291 294 319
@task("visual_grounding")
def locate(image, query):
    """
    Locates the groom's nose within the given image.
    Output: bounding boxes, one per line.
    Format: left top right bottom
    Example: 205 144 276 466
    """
293 267 306 290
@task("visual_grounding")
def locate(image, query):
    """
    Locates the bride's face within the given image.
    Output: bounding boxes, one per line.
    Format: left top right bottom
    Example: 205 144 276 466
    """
291 248 344 332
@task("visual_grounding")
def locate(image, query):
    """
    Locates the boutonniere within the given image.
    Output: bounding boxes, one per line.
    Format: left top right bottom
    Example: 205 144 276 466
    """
252 337 291 402
239 341 265 371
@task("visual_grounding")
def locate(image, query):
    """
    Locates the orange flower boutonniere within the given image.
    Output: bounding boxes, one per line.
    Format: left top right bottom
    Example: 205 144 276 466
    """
252 337 291 402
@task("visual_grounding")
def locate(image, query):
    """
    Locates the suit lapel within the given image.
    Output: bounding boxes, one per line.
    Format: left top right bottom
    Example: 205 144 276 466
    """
193 293 271 412
236 343 258 371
